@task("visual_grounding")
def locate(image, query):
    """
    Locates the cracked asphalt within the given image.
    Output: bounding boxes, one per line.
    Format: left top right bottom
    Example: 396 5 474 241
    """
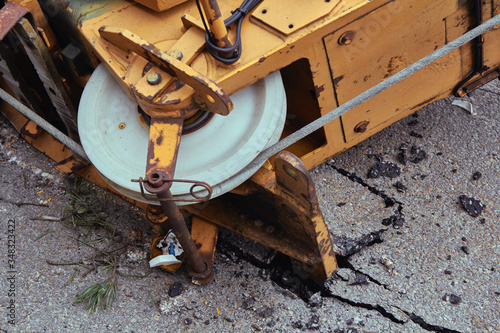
1 80 499 332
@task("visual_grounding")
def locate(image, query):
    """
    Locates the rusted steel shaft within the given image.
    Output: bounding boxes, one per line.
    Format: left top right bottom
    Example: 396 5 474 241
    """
157 190 209 276
199 0 232 51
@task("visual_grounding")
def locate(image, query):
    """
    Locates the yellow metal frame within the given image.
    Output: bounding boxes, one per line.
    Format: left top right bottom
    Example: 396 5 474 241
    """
77 0 500 169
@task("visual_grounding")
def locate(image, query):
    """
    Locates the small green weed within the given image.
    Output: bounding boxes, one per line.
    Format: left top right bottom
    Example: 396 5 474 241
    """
74 278 117 314
62 175 113 231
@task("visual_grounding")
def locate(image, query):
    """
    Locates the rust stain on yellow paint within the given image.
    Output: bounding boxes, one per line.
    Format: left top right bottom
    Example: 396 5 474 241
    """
383 55 412 79
148 120 182 171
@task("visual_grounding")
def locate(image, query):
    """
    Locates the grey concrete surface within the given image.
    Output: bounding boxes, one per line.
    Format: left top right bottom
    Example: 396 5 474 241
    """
1 80 499 333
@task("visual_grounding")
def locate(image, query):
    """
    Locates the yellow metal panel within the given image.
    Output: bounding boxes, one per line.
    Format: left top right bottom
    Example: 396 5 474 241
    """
478 1 500 74
252 0 342 35
324 1 461 142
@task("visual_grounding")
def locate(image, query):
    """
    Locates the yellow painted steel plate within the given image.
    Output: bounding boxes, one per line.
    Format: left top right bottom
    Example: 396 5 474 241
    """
252 0 342 35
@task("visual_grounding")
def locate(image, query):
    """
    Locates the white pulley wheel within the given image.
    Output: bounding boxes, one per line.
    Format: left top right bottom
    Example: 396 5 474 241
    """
78 64 287 204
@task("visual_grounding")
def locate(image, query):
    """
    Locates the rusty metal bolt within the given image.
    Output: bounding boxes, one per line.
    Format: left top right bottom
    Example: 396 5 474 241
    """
338 31 354 45
149 205 163 215
169 49 183 60
354 121 369 133
146 72 162 85
283 164 298 180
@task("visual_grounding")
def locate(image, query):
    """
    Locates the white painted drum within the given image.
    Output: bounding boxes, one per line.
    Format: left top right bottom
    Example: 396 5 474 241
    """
78 64 287 204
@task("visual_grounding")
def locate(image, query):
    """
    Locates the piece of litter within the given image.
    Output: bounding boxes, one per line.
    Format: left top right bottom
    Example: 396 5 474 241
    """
452 100 476 115
149 255 182 268
149 230 184 268
156 230 184 257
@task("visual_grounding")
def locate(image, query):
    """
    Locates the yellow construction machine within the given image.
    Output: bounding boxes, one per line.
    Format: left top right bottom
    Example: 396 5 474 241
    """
1 0 499 284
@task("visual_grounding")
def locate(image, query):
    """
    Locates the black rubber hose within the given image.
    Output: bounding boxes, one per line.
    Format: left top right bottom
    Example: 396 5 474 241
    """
197 0 262 64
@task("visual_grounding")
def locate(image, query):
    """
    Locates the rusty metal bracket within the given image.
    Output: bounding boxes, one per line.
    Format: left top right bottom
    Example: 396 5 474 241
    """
145 190 212 282
98 26 233 116
146 210 217 284
185 151 338 284
190 215 217 284
461 68 500 94
0 1 35 41
453 0 489 97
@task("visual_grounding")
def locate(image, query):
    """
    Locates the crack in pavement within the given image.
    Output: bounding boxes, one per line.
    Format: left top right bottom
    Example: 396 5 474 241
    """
218 163 465 332
322 163 466 332
336 255 390 290
326 161 403 210
396 307 462 333
321 283 406 325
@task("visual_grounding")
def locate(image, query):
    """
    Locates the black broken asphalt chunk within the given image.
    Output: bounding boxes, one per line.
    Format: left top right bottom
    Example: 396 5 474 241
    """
458 195 485 217
168 281 183 297
381 210 405 228
306 315 320 330
449 294 462 305
409 131 423 138
331 230 386 257
393 181 407 192
349 272 368 286
367 161 401 179
407 119 419 126
396 144 427 165
443 293 463 305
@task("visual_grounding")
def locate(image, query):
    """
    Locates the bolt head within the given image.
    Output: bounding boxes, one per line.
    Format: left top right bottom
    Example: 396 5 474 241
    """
283 164 298 179
169 49 183 60
146 72 162 85
354 121 369 133
338 31 354 45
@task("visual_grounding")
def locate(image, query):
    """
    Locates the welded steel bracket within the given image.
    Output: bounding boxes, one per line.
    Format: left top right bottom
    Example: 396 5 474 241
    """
98 26 233 116
185 151 338 284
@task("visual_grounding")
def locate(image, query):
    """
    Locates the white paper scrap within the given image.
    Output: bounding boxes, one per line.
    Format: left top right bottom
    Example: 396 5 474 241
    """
452 100 476 116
